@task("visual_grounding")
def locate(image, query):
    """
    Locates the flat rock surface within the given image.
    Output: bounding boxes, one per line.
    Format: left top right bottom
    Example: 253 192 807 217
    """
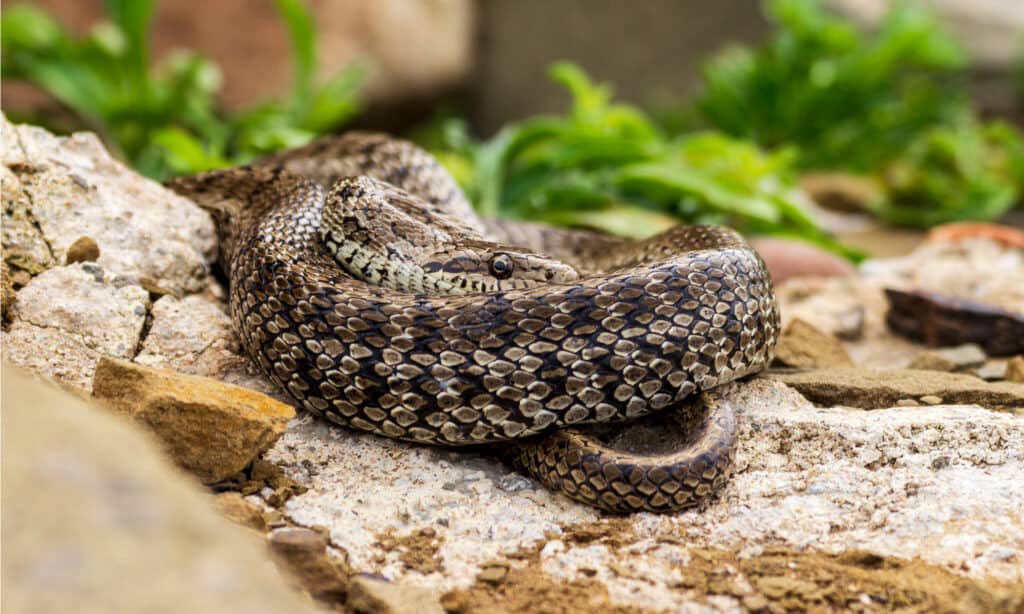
770 368 1024 410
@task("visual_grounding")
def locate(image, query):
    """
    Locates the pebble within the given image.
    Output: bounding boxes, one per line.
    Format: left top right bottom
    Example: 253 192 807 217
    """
897 399 919 407
65 236 100 264
919 395 943 406
1007 356 1024 383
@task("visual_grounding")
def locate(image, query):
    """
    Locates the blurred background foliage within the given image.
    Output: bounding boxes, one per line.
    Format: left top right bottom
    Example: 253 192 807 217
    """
1 0 1021 253
1 0 364 179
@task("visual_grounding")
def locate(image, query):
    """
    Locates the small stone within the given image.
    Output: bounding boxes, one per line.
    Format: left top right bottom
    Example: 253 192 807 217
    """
773 318 854 369
212 492 267 532
974 361 1007 381
920 395 943 406
91 358 294 483
749 237 856 283
347 576 445 614
932 456 951 470
934 344 987 370
1007 356 1024 383
1 260 15 323
268 528 350 604
477 559 511 585
907 352 956 372
742 593 770 612
65 236 100 264
896 399 919 407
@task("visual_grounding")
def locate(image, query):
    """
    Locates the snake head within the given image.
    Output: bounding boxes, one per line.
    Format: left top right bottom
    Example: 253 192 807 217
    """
322 176 579 295
421 240 580 294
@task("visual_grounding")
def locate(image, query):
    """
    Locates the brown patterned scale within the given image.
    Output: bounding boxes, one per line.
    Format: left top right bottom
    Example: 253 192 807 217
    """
168 133 780 513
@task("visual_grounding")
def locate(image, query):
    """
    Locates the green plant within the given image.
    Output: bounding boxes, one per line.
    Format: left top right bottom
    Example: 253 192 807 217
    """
420 63 854 256
692 0 1024 227
695 0 967 171
1 0 365 180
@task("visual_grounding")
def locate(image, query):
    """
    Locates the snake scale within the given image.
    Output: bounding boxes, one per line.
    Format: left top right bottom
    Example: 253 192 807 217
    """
169 132 780 513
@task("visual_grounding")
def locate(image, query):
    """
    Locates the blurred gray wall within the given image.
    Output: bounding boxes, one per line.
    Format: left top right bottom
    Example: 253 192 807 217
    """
468 0 770 133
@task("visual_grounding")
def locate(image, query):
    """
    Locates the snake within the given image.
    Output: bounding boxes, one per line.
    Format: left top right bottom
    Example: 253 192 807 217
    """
168 132 780 513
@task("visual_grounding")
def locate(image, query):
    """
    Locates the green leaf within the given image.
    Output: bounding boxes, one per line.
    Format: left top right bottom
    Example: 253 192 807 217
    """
303 63 366 132
272 0 317 116
0 5 64 51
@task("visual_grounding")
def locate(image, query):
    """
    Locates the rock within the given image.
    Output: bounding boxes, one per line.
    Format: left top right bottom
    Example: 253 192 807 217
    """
1008 357 1024 383
2 165 55 274
92 358 295 483
920 395 943 406
268 527 350 605
907 352 957 372
134 294 282 398
3 265 149 390
896 399 919 407
748 237 856 283
1 260 14 323
2 364 321 614
347 576 445 614
908 344 988 372
862 238 1024 318
885 288 1024 356
768 368 1024 410
773 318 854 368
1 114 215 295
975 360 1008 381
926 222 1024 249
213 492 268 532
265 378 1024 608
775 277 868 341
65 236 101 264
799 172 882 214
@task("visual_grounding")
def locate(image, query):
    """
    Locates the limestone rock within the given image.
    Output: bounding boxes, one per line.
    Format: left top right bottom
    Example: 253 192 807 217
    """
92 358 294 483
1 260 14 323
769 368 1024 410
268 527 351 605
134 294 282 398
348 576 445 614
3 265 149 390
1 114 215 295
2 165 55 274
1 365 320 614
213 492 269 532
908 344 988 372
1008 356 1024 383
775 277 868 341
773 318 854 368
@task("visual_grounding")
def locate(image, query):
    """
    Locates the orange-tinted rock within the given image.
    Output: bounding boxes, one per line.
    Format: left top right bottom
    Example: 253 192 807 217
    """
92 358 294 483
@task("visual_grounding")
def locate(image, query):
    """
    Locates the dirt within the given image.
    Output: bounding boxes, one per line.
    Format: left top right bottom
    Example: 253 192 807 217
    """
375 527 447 574
441 519 1024 613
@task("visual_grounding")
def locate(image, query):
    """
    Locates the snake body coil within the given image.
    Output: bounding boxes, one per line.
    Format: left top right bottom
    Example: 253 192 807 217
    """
169 133 780 513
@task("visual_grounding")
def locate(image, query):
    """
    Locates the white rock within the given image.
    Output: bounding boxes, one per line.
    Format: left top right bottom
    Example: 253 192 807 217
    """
1 114 215 295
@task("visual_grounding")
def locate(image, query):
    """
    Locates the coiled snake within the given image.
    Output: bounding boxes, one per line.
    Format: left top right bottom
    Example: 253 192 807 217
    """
169 133 780 513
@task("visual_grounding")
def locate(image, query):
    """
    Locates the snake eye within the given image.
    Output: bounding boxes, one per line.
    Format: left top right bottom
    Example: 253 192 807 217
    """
488 254 514 279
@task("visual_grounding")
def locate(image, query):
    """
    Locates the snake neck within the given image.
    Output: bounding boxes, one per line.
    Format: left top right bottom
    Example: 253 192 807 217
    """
167 166 324 272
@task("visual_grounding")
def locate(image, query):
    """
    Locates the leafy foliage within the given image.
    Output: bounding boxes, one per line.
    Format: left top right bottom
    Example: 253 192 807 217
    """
420 63 854 255
1 0 364 180
693 0 1024 227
